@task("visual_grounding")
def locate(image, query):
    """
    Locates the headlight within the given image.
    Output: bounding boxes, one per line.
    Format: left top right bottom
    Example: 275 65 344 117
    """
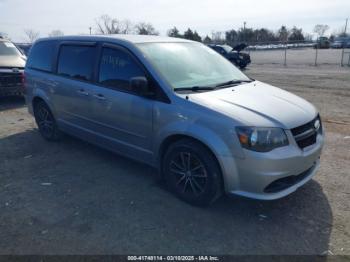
236 127 289 152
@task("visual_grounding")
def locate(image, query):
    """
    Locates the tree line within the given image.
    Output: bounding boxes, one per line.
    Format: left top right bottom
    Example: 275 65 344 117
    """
1 14 348 44
168 25 334 45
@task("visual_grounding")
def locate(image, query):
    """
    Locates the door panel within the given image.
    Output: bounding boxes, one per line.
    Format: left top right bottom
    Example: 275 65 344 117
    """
53 76 97 130
88 45 154 161
91 87 154 158
52 44 97 131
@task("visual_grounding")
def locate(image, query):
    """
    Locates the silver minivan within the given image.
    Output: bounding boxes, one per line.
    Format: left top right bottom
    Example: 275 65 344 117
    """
25 35 324 206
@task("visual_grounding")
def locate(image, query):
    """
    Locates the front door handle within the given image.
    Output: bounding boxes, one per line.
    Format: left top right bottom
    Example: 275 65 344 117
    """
77 89 89 96
93 94 107 100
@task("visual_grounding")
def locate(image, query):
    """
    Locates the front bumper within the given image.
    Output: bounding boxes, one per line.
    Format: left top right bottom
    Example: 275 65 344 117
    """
220 131 324 200
240 53 251 64
0 69 24 97
0 84 23 96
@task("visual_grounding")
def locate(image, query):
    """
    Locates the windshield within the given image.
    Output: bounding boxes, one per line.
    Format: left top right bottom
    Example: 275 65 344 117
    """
221 45 233 53
0 41 22 56
137 42 250 90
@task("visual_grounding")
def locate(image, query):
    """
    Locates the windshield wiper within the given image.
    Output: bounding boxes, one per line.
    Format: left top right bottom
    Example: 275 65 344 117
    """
215 79 253 88
174 79 253 92
174 86 216 92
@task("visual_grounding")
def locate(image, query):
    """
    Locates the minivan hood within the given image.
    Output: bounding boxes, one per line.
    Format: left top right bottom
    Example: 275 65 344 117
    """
0 55 26 68
186 81 317 129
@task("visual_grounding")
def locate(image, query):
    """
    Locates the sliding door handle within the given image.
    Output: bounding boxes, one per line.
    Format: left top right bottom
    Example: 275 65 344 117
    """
77 89 89 96
93 94 107 100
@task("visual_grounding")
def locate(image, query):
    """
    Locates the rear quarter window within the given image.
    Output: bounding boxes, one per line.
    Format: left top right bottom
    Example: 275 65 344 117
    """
27 41 56 72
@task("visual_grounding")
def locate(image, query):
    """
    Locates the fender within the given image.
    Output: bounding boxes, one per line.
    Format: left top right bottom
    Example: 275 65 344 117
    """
155 122 233 159
154 121 241 192
31 87 57 118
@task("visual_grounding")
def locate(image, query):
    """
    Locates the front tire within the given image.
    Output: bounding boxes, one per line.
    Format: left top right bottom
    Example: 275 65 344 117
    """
163 139 223 206
33 101 61 141
238 61 247 69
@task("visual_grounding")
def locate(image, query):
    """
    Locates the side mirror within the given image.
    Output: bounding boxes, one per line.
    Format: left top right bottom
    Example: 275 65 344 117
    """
129 76 154 97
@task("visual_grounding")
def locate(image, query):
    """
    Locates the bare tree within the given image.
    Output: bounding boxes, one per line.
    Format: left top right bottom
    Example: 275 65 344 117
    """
211 31 224 44
24 29 40 43
332 26 349 37
304 33 313 41
95 15 115 34
48 30 64 37
120 19 133 34
95 15 133 34
313 24 330 37
277 25 289 42
134 22 158 35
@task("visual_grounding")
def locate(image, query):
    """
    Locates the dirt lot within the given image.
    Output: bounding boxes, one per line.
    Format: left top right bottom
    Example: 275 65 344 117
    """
0 63 349 255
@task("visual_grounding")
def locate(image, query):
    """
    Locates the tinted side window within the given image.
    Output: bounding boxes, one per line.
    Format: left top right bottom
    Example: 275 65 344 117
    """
57 45 95 81
99 47 145 91
27 41 55 72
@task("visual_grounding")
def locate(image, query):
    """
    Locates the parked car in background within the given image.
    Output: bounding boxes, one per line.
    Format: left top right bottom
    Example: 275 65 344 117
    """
15 43 32 56
331 37 350 49
25 35 324 206
314 37 330 49
0 37 26 96
331 41 343 49
208 44 251 69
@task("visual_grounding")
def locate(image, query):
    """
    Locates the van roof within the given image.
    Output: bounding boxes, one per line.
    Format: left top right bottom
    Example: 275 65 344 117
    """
37 34 193 44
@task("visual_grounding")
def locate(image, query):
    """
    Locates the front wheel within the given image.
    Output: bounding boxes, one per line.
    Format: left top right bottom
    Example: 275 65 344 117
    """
33 101 61 141
163 139 223 206
238 61 247 69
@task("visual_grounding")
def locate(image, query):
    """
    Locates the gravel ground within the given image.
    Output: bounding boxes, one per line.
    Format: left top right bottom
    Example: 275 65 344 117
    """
0 63 349 255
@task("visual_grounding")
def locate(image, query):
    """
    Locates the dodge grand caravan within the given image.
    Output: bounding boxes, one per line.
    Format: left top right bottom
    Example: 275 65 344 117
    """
24 35 324 206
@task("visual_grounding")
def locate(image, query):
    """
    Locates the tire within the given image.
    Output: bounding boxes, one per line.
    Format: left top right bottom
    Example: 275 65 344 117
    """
33 100 62 141
163 138 223 206
238 61 247 69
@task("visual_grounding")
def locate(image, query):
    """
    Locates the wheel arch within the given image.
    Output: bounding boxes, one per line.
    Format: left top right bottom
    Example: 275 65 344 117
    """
158 134 224 181
32 96 46 108
31 92 56 118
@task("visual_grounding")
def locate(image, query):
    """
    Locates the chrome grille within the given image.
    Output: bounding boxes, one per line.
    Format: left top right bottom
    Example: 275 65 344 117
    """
0 73 22 87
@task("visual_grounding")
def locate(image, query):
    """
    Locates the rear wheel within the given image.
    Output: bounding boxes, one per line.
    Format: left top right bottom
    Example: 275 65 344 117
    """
33 100 61 141
163 139 223 206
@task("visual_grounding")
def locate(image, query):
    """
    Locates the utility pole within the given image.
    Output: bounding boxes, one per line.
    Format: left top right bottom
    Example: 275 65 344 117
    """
89 27 92 35
341 18 348 66
315 45 318 66
243 21 246 43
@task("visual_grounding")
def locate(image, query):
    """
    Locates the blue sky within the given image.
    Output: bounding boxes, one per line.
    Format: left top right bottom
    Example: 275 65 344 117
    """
0 0 349 42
